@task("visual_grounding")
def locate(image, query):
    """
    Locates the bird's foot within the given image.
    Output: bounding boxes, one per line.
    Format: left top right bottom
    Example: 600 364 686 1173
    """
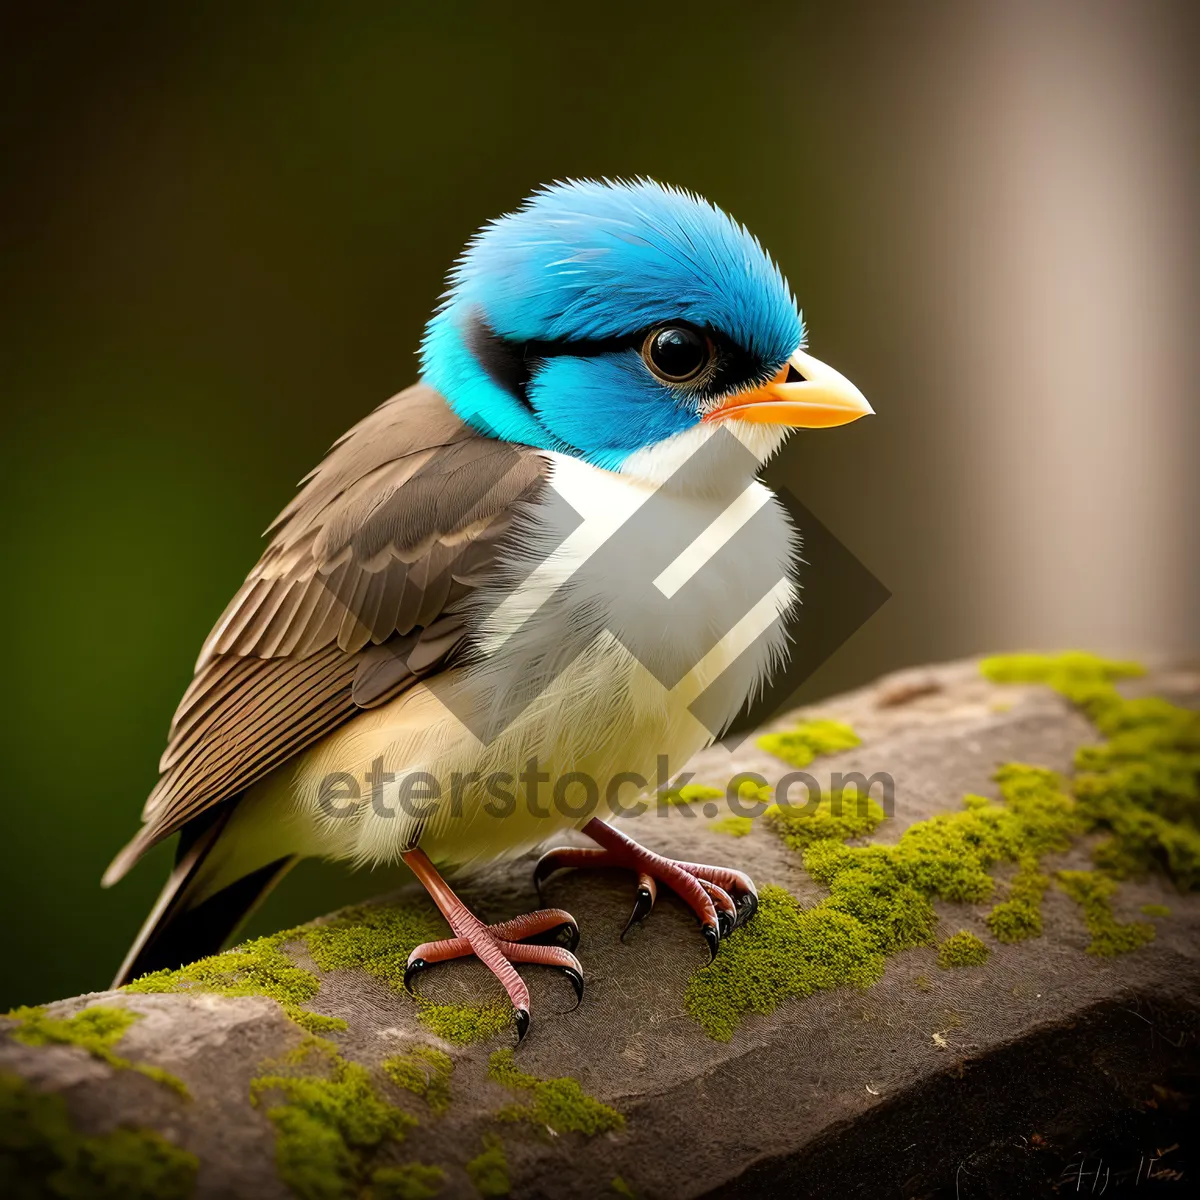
401 848 582 1042
534 818 758 959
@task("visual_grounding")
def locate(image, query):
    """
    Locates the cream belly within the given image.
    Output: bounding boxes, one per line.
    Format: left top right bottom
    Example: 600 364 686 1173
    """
253 634 732 869
210 581 784 896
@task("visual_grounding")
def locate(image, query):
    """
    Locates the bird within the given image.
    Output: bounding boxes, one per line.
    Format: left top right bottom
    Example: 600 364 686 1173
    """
105 178 872 1039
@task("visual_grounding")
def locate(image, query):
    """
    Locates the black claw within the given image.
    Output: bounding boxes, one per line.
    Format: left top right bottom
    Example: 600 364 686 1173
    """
716 909 734 939
403 958 427 996
561 967 585 1011
555 920 580 951
532 856 561 903
620 886 654 942
514 1007 530 1044
735 891 759 928
702 924 720 963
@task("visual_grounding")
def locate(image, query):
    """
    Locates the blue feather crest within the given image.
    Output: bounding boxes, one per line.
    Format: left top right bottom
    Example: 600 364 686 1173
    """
420 179 805 461
431 178 802 364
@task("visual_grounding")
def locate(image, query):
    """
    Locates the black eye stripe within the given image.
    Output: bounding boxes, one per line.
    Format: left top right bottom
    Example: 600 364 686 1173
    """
521 334 644 359
463 311 778 404
464 311 536 407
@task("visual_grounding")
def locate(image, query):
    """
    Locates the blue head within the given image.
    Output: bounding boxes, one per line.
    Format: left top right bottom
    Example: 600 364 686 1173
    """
421 179 868 474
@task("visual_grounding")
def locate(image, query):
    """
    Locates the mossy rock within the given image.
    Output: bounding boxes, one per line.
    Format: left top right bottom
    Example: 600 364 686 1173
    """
2 656 1197 1199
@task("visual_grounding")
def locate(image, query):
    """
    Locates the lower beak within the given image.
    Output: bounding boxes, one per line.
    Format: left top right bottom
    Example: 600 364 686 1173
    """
702 348 874 429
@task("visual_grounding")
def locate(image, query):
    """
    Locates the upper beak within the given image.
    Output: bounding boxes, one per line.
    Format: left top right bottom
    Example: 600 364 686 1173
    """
702 348 874 429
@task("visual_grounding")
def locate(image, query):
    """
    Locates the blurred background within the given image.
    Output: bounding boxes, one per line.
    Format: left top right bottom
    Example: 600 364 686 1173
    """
1 0 1196 1010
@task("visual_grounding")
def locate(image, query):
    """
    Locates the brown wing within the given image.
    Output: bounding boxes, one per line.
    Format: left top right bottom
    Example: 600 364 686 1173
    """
104 383 547 884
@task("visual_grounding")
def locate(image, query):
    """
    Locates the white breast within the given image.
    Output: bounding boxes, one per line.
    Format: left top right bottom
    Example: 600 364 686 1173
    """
232 436 800 878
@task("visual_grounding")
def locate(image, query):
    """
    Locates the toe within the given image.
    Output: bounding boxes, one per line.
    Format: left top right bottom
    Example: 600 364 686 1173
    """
491 908 579 950
532 847 612 899
403 935 474 994
503 942 585 1010
696 879 737 936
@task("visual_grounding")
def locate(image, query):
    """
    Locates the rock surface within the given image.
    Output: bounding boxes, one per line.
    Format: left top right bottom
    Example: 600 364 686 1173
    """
3 658 1199 1199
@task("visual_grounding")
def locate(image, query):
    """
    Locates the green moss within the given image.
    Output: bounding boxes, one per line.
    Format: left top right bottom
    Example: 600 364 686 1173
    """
465 1134 509 1197
805 846 939 951
914 974 931 993
689 652 1189 1040
1140 903 1171 918
303 902 444 986
369 1162 445 1200
128 897 515 1048
1056 871 1155 956
658 783 725 806
736 779 773 805
124 926 325 1029
786 761 1089 954
611 1177 637 1198
685 885 887 1041
487 1049 623 1137
817 763 1075 908
757 718 860 769
987 857 1051 943
124 899 447 1038
250 1037 417 1200
415 1002 512 1046
710 816 754 837
294 1012 351 1035
382 1046 453 1117
697 764 1080 1039
0 1070 197 1199
1072 700 1200 888
765 790 886 851
302 903 512 1044
981 652 1200 892
937 931 990 969
6 1005 137 1058
979 651 1144 688
5 1005 189 1099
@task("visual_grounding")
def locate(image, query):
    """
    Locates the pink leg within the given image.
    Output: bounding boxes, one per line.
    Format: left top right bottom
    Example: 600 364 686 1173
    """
534 820 759 958
402 848 582 1041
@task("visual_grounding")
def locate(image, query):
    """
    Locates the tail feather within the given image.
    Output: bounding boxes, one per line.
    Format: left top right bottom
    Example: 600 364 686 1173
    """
111 812 295 987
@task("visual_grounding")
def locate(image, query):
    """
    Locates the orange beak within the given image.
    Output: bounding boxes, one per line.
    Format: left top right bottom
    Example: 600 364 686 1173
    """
702 348 873 429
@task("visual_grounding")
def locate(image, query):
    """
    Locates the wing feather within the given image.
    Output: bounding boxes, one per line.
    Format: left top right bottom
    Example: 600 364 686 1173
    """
107 384 547 882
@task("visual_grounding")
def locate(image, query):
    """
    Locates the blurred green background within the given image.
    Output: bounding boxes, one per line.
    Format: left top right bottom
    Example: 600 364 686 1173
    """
2 1 1196 1009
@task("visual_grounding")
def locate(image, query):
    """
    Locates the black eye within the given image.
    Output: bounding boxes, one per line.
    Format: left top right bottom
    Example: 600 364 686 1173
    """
641 325 714 384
